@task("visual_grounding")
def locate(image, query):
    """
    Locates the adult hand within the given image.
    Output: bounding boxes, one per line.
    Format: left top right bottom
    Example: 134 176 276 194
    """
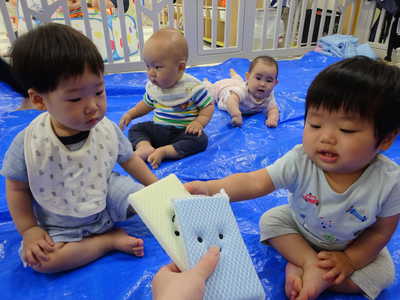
152 246 220 300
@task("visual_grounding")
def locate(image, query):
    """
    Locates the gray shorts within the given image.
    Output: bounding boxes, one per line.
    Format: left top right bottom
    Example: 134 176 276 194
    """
259 205 395 300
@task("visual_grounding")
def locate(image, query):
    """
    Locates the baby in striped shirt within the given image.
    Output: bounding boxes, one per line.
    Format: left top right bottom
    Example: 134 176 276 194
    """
119 28 214 169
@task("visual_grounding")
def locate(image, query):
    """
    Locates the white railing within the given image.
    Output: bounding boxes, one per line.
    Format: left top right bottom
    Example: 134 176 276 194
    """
0 0 397 74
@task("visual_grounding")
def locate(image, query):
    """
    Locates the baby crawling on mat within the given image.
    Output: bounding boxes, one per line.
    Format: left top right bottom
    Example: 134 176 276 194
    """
205 55 280 127
119 28 214 169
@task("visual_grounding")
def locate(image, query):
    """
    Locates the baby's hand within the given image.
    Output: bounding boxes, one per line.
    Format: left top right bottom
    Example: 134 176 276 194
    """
185 121 203 136
317 251 355 285
184 181 210 196
119 112 133 130
265 116 278 127
22 226 55 268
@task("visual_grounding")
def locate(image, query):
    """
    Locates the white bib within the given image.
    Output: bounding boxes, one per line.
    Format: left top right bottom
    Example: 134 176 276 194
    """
24 112 118 217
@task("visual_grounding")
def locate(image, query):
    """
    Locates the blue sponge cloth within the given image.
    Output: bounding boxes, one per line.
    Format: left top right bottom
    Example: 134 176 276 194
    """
173 190 265 300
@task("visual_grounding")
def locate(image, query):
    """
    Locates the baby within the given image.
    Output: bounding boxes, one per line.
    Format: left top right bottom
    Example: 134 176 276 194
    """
119 28 214 169
186 56 400 300
205 55 279 127
0 23 157 273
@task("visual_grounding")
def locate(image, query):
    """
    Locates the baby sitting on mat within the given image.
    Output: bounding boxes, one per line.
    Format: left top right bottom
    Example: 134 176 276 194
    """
205 55 280 127
119 28 214 169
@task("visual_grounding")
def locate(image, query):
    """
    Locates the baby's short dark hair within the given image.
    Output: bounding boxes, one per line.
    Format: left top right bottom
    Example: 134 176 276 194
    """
306 56 400 144
10 23 104 93
248 55 278 78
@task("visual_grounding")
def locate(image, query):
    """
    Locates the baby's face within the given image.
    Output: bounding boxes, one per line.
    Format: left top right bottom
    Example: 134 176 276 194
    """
143 43 183 89
303 106 380 181
246 62 278 100
36 66 106 137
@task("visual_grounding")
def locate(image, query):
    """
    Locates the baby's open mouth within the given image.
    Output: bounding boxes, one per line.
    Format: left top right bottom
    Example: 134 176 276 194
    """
318 150 338 162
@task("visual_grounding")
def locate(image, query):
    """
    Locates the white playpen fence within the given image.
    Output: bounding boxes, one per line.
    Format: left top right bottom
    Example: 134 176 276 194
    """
0 0 396 74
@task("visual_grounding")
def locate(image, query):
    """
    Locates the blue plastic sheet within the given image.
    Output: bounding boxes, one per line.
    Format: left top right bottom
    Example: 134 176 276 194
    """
0 52 399 299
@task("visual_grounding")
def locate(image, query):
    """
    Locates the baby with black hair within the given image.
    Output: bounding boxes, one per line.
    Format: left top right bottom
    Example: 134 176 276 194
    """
186 56 400 300
0 23 157 273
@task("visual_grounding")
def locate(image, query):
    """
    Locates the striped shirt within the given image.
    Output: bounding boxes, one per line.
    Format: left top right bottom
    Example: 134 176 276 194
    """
144 74 213 128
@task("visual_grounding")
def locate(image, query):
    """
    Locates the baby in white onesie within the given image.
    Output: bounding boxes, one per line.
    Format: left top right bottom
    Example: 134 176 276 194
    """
205 55 279 127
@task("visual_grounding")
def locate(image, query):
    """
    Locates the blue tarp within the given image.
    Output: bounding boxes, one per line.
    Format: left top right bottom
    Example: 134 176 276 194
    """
0 52 399 300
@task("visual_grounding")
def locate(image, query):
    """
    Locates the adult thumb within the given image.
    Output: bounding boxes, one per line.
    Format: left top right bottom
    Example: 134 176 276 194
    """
192 246 220 279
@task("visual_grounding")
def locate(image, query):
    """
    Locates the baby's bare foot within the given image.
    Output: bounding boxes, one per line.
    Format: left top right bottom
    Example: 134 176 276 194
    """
285 262 303 300
296 262 331 300
231 114 243 127
110 228 144 257
135 144 155 161
229 68 238 77
147 148 167 169
265 118 278 128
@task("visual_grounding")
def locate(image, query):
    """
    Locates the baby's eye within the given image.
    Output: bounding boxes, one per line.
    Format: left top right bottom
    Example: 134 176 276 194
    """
68 98 81 102
340 129 356 134
255 76 261 80
309 123 321 129
155 65 163 70
96 89 104 96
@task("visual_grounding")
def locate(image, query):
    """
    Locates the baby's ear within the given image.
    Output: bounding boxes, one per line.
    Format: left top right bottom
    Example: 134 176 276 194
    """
378 131 398 151
28 89 47 111
178 60 186 72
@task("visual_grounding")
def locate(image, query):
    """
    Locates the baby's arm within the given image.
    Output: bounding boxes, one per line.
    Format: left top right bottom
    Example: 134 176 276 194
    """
119 101 154 130
185 103 214 136
6 178 55 267
120 153 158 186
318 214 399 284
185 168 275 202
265 100 280 128
225 91 243 127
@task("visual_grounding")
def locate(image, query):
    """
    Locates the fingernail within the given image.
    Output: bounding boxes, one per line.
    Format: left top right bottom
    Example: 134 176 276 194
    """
209 246 220 255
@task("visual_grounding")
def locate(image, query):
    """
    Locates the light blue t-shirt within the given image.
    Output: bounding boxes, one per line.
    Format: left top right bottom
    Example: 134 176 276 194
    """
0 119 134 182
267 144 400 246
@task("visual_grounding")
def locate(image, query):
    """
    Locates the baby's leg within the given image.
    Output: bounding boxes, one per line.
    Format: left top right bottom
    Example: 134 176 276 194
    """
269 234 331 300
229 68 242 81
329 280 362 294
296 261 331 300
147 144 182 169
32 228 143 274
134 140 155 160
225 92 242 126
285 262 303 300
128 122 157 160
329 247 394 299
